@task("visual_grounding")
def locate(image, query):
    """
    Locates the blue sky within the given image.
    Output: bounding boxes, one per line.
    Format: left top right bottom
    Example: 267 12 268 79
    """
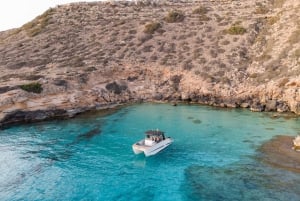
0 0 99 31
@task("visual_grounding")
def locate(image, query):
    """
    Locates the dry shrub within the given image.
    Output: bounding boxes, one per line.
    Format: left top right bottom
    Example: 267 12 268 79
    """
20 82 43 93
170 74 182 91
249 73 259 78
193 6 208 15
267 15 280 25
150 54 158 61
128 29 137 34
164 10 184 23
255 5 269 14
199 15 211 21
182 60 193 70
220 76 230 84
142 45 153 52
144 21 161 34
193 48 202 59
227 25 247 35
198 57 207 64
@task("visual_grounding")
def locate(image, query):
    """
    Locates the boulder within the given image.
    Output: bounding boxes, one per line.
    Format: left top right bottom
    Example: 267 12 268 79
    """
240 102 250 108
277 102 289 113
181 92 190 101
250 102 265 112
153 93 163 100
265 99 277 111
290 101 300 115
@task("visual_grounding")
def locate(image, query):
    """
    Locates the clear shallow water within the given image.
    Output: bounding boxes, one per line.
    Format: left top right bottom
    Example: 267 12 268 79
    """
1 103 300 201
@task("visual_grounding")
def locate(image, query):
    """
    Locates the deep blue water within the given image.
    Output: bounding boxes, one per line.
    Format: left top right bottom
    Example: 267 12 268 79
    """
1 103 300 201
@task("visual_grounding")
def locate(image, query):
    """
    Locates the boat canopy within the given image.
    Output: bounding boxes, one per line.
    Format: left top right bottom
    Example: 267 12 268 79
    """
145 130 165 136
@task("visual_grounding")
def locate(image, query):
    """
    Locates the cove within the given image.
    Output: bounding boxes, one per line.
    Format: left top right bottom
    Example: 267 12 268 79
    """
0 103 300 201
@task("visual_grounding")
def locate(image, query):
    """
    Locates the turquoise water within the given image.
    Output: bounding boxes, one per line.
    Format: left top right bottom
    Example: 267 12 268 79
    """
1 103 300 201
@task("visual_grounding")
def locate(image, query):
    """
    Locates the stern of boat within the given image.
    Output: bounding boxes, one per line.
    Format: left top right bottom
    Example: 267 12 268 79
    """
132 140 146 154
132 144 143 154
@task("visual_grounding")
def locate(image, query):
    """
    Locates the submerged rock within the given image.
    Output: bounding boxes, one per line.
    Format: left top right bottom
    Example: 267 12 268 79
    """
182 163 300 201
257 135 300 173
77 128 101 140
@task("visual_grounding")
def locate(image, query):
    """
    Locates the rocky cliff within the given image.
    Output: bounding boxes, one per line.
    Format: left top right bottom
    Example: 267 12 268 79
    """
0 0 299 127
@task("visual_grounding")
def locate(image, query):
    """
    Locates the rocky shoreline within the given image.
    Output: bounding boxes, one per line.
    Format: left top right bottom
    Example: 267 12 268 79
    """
0 75 298 129
0 89 296 129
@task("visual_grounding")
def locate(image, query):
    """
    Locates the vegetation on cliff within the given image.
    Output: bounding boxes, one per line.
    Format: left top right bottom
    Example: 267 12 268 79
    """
20 83 43 94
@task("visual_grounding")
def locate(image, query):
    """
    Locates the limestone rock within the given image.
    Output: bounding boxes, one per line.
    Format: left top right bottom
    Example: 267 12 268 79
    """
265 99 277 112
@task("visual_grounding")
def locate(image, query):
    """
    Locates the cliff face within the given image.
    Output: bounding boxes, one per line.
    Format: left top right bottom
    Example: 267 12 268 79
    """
0 0 299 126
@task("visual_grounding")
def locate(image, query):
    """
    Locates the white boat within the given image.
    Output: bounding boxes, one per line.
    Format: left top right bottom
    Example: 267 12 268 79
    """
132 130 173 157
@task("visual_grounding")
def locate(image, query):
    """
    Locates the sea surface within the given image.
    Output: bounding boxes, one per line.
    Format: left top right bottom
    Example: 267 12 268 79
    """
1 103 300 201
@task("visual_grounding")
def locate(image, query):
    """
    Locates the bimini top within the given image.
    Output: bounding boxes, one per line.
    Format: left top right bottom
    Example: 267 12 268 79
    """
145 130 165 136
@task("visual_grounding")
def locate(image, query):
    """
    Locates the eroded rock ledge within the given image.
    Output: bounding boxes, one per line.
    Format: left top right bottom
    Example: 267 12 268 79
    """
0 64 299 128
258 135 300 173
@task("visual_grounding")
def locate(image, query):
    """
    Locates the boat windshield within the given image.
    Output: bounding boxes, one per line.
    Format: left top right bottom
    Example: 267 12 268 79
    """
145 130 165 142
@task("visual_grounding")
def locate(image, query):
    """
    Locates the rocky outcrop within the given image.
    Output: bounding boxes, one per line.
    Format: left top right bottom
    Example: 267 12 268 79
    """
0 109 67 128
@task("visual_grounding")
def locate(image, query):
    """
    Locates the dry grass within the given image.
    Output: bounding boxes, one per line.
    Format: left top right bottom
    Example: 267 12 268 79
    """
21 8 55 37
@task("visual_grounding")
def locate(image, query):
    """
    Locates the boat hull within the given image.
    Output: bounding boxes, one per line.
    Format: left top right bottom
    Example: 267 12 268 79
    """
132 138 173 157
